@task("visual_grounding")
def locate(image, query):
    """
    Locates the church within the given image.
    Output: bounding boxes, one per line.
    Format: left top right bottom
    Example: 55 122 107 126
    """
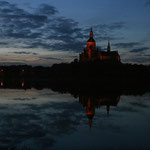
79 27 121 62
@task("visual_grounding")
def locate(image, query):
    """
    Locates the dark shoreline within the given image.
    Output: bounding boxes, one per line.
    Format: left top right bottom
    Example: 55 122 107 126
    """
0 61 150 96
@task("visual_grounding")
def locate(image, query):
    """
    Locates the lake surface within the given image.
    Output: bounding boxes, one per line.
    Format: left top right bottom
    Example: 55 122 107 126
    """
0 88 150 150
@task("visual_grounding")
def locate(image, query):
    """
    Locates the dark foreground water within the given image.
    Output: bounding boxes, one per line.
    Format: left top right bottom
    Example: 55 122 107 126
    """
0 89 150 150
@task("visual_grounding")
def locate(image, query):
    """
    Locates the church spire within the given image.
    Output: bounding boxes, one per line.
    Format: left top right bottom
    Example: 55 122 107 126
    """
90 26 93 32
90 26 93 38
107 40 111 52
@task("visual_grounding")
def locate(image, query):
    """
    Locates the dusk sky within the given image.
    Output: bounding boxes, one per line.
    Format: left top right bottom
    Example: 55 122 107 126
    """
0 0 150 66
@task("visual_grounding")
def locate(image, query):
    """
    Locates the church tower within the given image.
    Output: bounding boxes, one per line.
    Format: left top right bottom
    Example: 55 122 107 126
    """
86 27 96 58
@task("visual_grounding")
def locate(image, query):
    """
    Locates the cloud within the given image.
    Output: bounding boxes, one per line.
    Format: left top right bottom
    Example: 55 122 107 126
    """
0 1 127 53
145 1 150 6
130 47 149 53
123 57 150 64
107 22 126 30
0 62 26 66
0 1 10 6
113 42 141 48
13 97 37 101
83 22 126 42
93 22 125 32
0 1 84 52
0 41 7 45
40 56 63 61
10 51 38 55
0 2 49 39
37 4 58 15
23 41 51 49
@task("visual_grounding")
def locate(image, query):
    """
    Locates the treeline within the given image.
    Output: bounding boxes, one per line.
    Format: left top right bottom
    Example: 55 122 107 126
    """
0 65 51 79
49 61 150 86
0 62 150 83
0 61 150 93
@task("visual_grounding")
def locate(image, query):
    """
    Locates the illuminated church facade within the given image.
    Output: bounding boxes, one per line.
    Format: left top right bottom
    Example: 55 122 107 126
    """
79 27 121 62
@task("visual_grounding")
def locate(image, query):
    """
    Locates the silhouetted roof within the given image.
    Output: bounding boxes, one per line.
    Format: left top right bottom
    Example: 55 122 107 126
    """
100 51 119 56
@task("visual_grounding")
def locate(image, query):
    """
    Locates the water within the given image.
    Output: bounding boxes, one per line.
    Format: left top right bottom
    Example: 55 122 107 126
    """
0 88 150 150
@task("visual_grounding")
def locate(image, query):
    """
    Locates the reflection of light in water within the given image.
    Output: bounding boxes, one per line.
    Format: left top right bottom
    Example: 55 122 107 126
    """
22 69 24 73
79 95 120 128
22 82 24 87
0 69 3 72
0 81 3 87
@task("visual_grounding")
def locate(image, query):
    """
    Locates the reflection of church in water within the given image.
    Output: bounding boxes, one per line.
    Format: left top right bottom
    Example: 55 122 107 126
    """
79 95 120 128
79 27 120 62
